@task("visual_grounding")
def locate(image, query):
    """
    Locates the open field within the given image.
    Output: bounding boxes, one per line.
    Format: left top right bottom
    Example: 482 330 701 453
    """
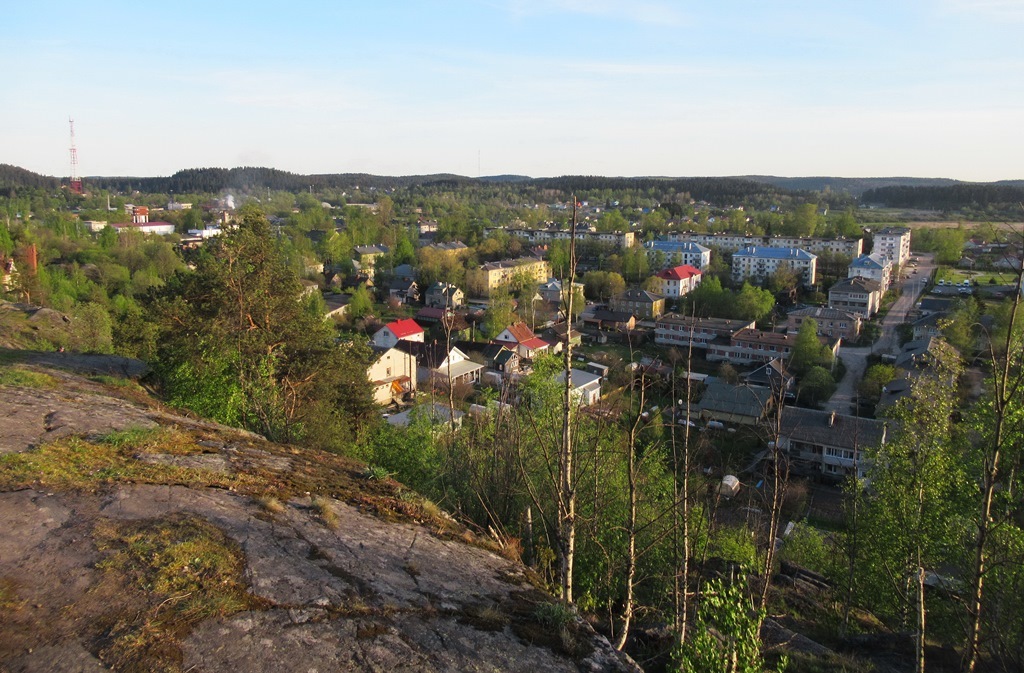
905 220 1024 230
935 268 1019 285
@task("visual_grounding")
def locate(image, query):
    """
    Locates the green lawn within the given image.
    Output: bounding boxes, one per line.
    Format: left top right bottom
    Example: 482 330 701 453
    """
934 268 1017 286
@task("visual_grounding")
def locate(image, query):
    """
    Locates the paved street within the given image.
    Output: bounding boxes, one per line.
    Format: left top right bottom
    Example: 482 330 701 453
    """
822 254 935 414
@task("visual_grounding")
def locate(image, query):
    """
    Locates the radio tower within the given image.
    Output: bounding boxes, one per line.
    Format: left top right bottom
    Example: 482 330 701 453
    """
69 117 83 195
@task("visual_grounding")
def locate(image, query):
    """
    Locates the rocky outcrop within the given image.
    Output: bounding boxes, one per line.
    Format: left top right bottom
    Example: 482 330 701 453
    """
0 359 641 673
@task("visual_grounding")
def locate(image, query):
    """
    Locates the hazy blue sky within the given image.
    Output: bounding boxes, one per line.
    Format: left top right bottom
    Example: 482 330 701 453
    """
4 1 1023 180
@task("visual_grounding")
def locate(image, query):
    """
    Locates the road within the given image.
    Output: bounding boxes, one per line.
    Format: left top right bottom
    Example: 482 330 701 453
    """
822 254 935 414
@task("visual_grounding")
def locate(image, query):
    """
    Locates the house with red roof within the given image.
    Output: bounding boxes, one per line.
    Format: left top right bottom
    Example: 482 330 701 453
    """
650 264 702 298
494 321 550 359
371 318 425 349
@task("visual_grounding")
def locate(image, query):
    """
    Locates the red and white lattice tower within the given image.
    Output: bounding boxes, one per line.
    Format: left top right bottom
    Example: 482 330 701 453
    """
69 117 83 195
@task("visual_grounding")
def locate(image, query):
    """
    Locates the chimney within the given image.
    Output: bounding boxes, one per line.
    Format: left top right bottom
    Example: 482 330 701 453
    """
828 411 837 427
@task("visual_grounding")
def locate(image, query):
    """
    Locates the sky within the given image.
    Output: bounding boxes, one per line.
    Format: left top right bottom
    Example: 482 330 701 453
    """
3 0 1023 181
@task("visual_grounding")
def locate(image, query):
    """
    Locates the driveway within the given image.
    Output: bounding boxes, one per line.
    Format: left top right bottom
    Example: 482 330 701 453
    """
823 253 934 413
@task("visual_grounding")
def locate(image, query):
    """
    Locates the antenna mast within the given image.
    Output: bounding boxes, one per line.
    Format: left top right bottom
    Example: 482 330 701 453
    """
69 117 83 195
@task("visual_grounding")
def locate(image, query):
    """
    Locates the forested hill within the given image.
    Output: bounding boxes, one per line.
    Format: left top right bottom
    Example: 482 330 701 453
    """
862 183 1024 210
0 164 60 194
0 165 800 205
737 175 962 196
88 168 473 194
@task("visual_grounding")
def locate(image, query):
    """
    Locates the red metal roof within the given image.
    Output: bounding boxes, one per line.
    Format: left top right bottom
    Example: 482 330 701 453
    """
656 265 702 281
386 318 424 338
503 321 537 343
520 337 549 351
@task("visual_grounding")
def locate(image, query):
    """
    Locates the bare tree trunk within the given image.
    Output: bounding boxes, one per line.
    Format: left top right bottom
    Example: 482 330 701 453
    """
759 387 788 613
964 257 1023 672
557 197 580 603
917 560 927 673
615 365 644 650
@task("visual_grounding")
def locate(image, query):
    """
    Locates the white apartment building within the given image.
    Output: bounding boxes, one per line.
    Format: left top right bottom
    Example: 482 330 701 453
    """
872 227 912 267
731 246 817 286
667 232 862 258
650 265 702 298
644 240 712 270
848 253 893 294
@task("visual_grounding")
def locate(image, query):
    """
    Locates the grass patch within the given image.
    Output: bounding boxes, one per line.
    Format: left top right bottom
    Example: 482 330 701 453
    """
362 464 395 481
460 604 510 631
255 495 285 514
311 494 340 530
90 375 142 389
0 576 24 611
0 427 270 494
93 513 266 672
0 366 60 389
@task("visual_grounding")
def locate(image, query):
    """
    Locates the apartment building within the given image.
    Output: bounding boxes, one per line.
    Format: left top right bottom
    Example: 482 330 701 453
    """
486 226 635 250
465 257 550 296
731 247 817 286
828 277 882 317
667 232 862 258
643 240 712 270
848 253 892 293
649 265 702 298
872 227 912 267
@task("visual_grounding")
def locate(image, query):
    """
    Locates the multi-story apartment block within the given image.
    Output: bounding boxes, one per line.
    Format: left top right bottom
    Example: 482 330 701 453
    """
465 257 550 297
666 232 862 258
650 265 702 299
785 306 862 340
848 253 892 293
872 227 912 267
485 226 635 250
706 328 840 365
828 277 882 317
609 289 666 319
644 240 712 270
654 315 755 350
731 247 817 286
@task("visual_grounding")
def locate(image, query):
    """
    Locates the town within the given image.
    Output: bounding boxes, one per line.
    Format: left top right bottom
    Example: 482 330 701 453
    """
1 168 1023 673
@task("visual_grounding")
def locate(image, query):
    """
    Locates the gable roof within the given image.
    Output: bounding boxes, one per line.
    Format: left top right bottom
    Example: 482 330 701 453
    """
655 265 702 281
698 383 774 419
613 289 664 304
386 318 424 339
787 306 861 321
830 277 881 294
850 253 889 270
519 336 550 351
780 407 888 450
502 321 537 343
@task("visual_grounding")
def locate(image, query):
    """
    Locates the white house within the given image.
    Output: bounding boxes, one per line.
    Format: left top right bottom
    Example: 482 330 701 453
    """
554 369 603 406
367 346 417 405
414 343 485 388
494 321 550 359
371 318 425 349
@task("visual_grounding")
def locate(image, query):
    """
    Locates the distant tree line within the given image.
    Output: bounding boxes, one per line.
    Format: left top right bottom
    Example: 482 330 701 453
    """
862 184 1024 212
